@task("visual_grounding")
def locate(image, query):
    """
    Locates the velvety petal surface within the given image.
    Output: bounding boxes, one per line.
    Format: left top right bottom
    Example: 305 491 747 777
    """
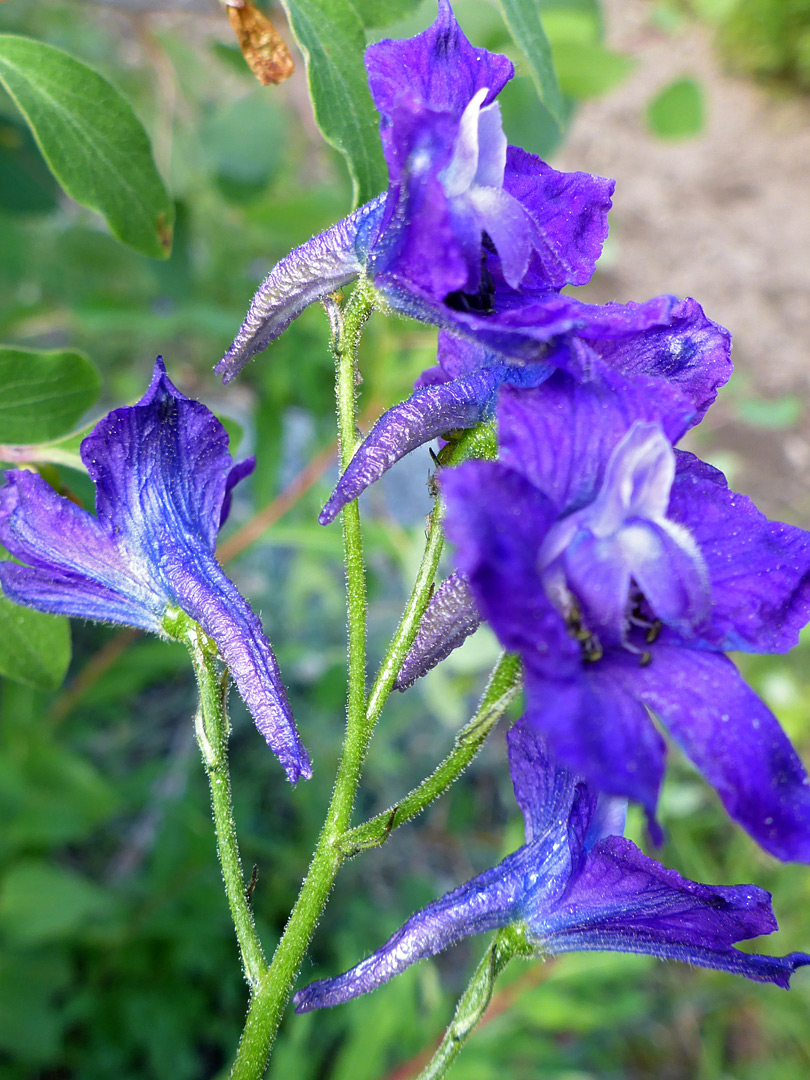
590 297 732 423
503 146 614 288
669 452 810 653
163 546 311 784
365 0 513 141
0 470 164 629
294 847 529 1011
623 645 810 862
395 571 481 690
496 371 694 513
442 461 563 655
523 657 667 822
216 195 385 381
319 365 507 525
538 836 810 987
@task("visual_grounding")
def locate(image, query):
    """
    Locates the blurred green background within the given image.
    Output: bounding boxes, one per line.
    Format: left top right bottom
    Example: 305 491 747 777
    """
1 0 809 1077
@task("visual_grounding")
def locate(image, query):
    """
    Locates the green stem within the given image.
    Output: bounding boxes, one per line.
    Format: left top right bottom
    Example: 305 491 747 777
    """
185 620 267 989
417 926 527 1080
343 653 521 857
229 281 376 1079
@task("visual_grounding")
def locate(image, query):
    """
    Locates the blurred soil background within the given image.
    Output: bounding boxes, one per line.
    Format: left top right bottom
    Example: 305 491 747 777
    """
0 1 809 1079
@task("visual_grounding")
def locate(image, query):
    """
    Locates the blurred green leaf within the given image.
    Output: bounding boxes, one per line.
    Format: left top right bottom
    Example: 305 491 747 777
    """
0 590 71 690
0 111 59 215
0 948 71 1063
552 40 636 98
200 93 286 204
278 0 388 206
647 77 705 138
0 35 174 257
0 345 101 443
0 860 111 945
736 394 803 429
352 0 423 28
497 0 565 126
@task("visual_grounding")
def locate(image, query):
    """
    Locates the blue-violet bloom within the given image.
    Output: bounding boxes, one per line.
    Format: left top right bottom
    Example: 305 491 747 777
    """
0 358 311 784
294 718 809 1011
436 370 810 860
319 296 730 524
216 1 662 383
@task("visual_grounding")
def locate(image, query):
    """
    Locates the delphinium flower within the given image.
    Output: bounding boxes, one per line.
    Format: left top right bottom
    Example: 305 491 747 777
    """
412 370 810 861
318 297 730 523
294 717 809 1011
0 358 310 784
216 0 687 387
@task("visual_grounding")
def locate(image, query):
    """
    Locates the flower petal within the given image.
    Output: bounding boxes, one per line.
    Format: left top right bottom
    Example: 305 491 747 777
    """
523 657 667 823
293 847 529 1011
220 456 256 528
626 645 810 862
319 364 506 525
497 370 694 513
669 452 810 653
164 546 311 784
0 470 163 628
365 0 513 133
395 571 481 690
216 195 386 381
589 297 732 424
442 461 562 655
538 835 810 988
503 146 614 288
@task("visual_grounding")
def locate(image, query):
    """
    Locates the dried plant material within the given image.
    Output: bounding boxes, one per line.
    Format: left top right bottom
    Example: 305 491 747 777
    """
227 1 294 87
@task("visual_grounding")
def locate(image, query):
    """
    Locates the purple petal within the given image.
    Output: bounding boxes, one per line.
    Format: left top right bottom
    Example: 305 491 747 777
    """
82 358 233 553
669 452 810 653
215 195 385 382
497 370 694 513
523 657 667 823
319 365 506 525
503 146 614 288
442 461 563 655
294 847 529 1011
624 645 810 862
164 546 311 784
0 470 164 628
220 456 256 528
365 0 513 137
590 298 732 424
394 571 481 690
537 835 810 988
506 717 596 848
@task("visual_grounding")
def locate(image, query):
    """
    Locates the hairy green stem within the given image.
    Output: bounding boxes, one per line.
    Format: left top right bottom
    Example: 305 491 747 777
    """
230 282 376 1079
417 926 528 1080
343 652 522 857
184 619 268 989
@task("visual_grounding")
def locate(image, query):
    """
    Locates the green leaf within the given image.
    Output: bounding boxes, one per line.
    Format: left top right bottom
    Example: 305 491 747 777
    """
0 593 71 690
278 0 388 206
0 346 101 444
646 77 705 138
0 35 173 258
0 860 111 946
551 41 635 99
496 0 565 127
0 111 59 215
351 0 422 29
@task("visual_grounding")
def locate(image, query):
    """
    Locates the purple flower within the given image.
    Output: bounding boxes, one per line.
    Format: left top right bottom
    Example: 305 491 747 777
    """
438 372 810 861
293 719 809 1011
318 297 731 524
0 358 311 785
216 0 619 382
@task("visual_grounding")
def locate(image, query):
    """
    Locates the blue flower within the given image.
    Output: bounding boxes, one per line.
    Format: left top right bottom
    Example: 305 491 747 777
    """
216 1 637 383
318 297 731 524
0 358 311 784
434 371 810 860
293 718 809 1011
